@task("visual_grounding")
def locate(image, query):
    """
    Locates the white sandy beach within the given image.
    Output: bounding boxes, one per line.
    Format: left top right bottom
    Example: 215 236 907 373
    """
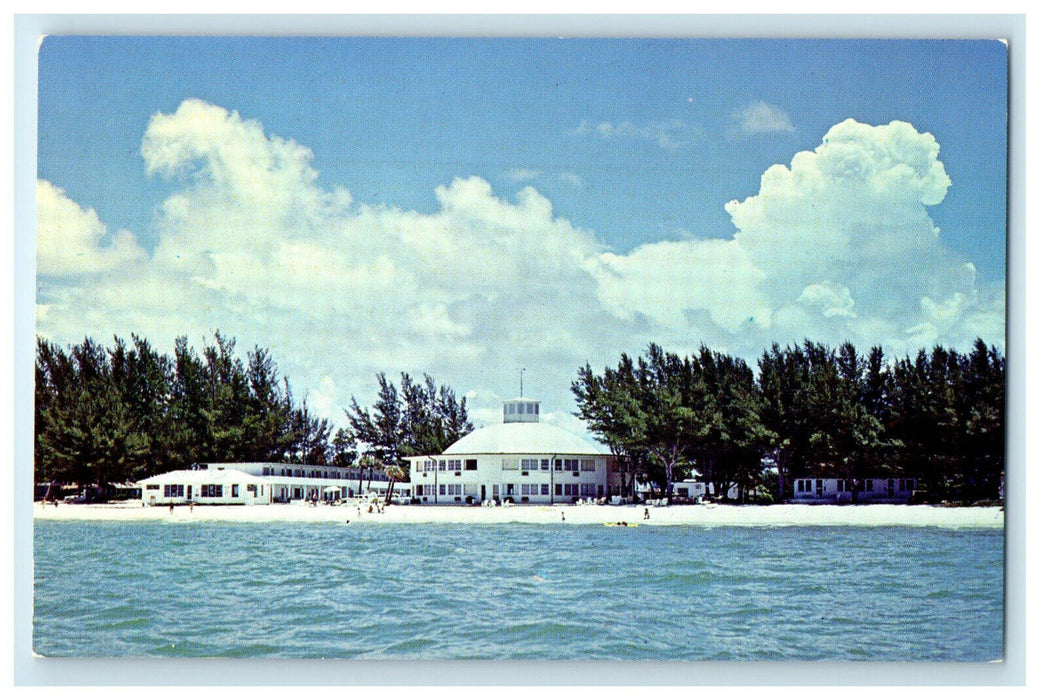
32 500 1004 528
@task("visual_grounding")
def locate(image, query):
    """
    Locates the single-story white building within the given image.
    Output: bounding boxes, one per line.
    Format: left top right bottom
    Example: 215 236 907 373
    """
137 462 401 506
138 468 274 506
635 478 739 502
792 477 917 504
408 397 612 505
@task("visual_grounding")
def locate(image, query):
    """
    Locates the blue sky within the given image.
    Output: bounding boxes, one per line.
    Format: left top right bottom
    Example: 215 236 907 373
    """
36 36 1009 433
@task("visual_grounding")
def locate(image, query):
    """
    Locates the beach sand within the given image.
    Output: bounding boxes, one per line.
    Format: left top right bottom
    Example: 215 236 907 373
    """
32 500 1004 528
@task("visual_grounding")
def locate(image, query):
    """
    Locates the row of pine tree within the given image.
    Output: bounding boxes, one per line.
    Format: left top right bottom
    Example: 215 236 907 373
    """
573 340 1005 503
35 332 1004 504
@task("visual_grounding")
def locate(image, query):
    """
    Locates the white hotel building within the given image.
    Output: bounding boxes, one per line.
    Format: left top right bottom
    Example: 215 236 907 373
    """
408 397 612 505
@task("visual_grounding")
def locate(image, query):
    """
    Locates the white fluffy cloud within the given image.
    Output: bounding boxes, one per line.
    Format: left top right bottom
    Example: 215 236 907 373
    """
580 119 1001 358
36 180 145 276
35 102 1004 430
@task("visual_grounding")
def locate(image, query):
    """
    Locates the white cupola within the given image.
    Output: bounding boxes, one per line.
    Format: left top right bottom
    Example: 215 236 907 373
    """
502 397 540 424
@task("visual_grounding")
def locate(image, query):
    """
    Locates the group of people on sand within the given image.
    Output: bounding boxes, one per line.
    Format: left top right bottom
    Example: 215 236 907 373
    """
351 502 385 517
348 502 386 522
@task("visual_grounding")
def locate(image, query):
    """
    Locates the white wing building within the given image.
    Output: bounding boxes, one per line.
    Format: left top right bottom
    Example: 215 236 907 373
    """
137 462 400 506
408 397 612 505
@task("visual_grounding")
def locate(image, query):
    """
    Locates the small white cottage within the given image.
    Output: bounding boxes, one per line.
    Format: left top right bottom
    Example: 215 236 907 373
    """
792 477 917 504
138 468 272 506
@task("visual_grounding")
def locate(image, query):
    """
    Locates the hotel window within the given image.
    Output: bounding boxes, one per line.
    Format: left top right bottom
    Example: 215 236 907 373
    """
505 484 515 495
439 484 446 496
502 459 519 471
563 459 579 471
448 459 462 470
438 460 447 471
580 459 596 471
521 458 539 471
146 484 159 491
540 484 549 496
232 484 239 498
555 484 562 496
540 459 550 471
465 459 477 471
554 459 563 471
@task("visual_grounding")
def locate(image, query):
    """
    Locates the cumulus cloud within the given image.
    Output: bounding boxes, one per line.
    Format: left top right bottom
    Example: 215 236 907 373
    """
721 119 994 353
585 118 999 357
798 282 858 319
38 100 622 424
732 100 795 135
36 103 1003 432
36 180 146 276
593 239 770 333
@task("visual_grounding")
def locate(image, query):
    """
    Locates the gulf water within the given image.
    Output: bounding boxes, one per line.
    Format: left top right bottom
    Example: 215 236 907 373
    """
33 521 1002 660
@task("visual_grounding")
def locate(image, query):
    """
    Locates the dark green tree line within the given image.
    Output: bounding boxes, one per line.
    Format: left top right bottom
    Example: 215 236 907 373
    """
575 339 1005 504
34 332 332 486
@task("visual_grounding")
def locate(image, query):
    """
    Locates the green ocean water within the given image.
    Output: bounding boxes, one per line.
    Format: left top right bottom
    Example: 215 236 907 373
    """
33 521 1003 660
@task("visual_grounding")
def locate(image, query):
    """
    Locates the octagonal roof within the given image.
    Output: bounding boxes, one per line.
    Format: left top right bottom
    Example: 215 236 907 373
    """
442 421 607 456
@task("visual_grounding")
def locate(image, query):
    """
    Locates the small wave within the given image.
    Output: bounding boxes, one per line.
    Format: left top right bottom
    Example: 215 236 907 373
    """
99 616 151 631
224 641 283 657
380 636 437 655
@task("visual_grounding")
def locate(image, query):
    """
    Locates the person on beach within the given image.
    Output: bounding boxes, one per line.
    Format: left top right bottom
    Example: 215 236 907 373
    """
561 511 565 521
644 508 650 520
169 504 174 513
